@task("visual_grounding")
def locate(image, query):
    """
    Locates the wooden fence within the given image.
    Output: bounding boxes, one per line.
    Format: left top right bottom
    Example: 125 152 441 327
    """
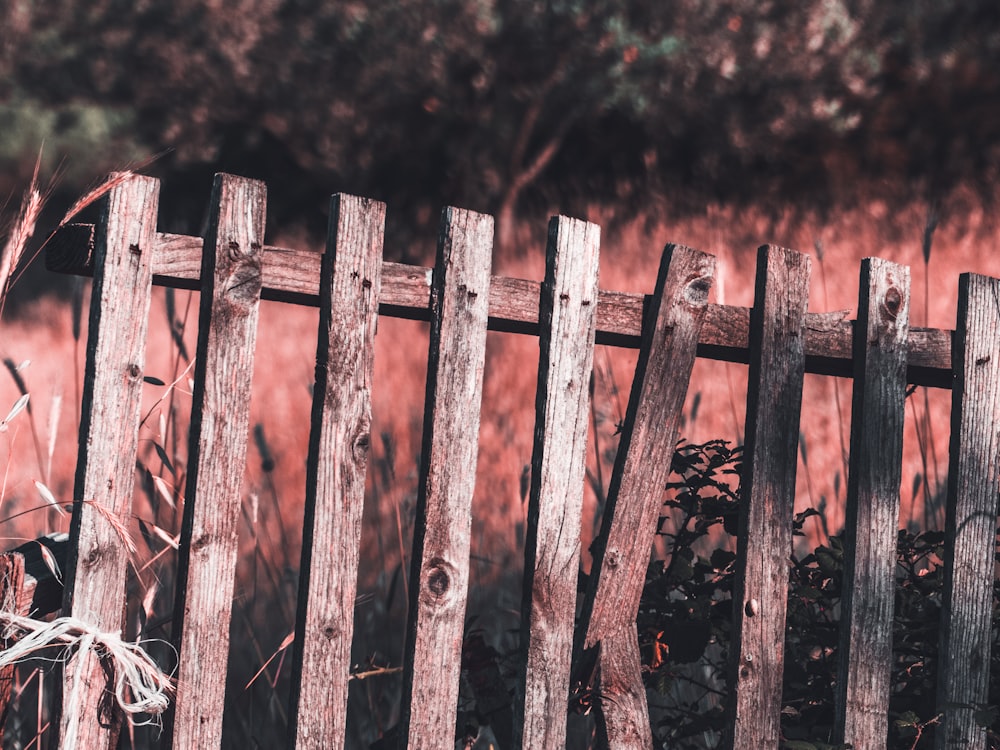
1 171 997 749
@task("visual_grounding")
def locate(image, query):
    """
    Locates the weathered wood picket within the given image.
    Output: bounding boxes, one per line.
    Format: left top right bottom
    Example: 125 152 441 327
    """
0 171 997 749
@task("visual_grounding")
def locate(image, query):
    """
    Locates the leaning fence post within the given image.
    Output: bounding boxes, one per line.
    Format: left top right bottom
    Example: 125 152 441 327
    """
579 243 715 749
936 273 1000 750
835 258 910 748
58 174 159 750
727 245 810 750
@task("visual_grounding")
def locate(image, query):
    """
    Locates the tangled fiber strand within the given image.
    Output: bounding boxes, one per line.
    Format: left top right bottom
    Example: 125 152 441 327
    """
0 611 174 738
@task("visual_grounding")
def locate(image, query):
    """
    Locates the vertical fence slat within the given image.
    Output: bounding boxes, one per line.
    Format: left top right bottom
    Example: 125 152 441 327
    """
728 245 810 749
169 174 266 748
288 195 386 749
59 174 159 750
835 259 910 748
400 208 493 749
580 244 715 749
936 273 1000 750
516 216 600 750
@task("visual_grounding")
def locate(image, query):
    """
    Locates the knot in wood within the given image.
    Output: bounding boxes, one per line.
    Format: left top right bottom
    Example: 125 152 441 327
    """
882 286 902 320
127 363 142 380
222 255 263 310
423 558 454 604
683 275 711 306
605 548 620 569
352 431 371 461
83 544 105 569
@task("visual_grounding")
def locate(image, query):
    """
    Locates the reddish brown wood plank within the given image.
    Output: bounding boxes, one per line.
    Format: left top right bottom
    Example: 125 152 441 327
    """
287 195 386 749
168 175 266 749
516 216 600 750
0 553 28 741
728 246 810 750
936 273 1000 750
580 244 716 749
835 259 910 749
58 175 159 750
400 208 493 749
47 223 954 385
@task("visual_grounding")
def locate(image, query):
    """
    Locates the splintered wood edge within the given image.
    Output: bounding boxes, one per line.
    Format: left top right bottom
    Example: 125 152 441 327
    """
47 223 953 386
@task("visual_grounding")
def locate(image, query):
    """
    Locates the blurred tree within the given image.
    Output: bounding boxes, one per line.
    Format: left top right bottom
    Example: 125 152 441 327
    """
1 0 998 248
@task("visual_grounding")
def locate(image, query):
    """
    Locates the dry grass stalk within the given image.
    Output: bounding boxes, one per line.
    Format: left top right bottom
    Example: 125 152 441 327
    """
0 169 43 307
58 171 135 229
82 499 138 558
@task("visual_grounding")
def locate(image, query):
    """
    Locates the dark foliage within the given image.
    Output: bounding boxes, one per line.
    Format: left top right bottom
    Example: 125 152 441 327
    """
638 440 1000 749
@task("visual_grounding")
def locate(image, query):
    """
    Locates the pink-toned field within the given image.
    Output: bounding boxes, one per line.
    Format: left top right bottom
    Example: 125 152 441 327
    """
0 191 993 745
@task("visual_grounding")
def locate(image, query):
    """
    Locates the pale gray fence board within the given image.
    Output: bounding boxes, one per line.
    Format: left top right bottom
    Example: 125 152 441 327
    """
59 175 159 750
400 208 493 749
516 216 600 750
288 195 386 749
835 258 910 748
728 246 810 749
169 175 266 748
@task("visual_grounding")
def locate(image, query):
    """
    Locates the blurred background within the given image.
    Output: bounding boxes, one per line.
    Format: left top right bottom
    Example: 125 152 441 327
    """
2 0 998 255
1 1 999 747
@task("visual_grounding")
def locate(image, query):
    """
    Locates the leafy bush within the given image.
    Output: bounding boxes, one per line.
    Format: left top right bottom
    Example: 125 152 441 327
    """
638 440 1000 749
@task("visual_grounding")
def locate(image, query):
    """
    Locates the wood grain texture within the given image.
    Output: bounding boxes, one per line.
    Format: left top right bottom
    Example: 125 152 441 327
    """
516 216 600 750
0 553 28 740
591 624 654 749
287 195 386 749
168 174 266 749
728 246 810 750
59 175 159 750
47 223 954 386
835 259 910 749
400 208 493 749
581 245 715 750
935 273 1000 750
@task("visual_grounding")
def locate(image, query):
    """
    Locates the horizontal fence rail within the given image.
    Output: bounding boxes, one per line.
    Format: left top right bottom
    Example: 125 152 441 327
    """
48 223 953 386
0 172 990 750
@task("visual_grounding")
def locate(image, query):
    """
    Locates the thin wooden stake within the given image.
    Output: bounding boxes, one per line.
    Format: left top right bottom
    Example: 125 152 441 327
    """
288 195 386 749
836 258 910 748
400 208 493 749
517 216 600 750
59 174 159 750
168 174 266 749
728 246 810 750
936 273 1000 750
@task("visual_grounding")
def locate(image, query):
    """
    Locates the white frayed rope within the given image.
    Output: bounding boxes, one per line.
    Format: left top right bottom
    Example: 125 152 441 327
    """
0 612 174 727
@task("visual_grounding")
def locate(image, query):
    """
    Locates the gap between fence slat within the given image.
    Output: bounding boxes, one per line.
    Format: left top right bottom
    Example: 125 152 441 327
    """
579 244 715 750
399 208 493 749
835 258 910 749
168 174 266 749
46 224 954 386
728 245 810 750
287 195 386 749
936 273 1000 750
516 216 600 750
58 175 159 750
